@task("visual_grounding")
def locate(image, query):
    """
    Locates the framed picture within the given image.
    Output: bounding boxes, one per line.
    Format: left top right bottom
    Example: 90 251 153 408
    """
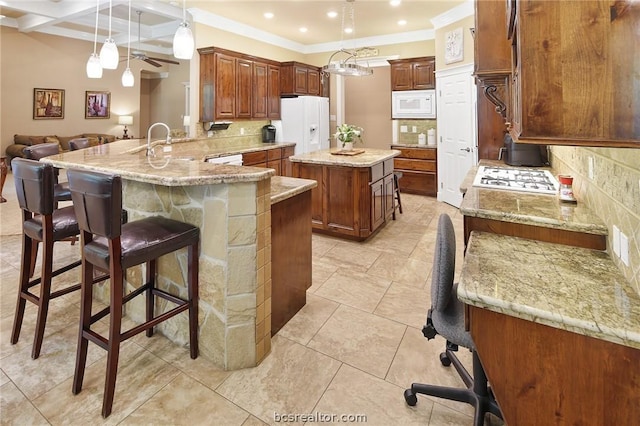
33 88 65 119
444 27 464 64
85 91 111 119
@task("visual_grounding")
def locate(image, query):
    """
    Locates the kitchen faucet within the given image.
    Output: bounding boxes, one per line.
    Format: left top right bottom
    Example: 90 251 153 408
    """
146 122 171 157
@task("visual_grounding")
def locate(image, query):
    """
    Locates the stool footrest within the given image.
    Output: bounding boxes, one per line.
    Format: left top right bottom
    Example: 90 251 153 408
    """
121 303 189 341
27 259 82 288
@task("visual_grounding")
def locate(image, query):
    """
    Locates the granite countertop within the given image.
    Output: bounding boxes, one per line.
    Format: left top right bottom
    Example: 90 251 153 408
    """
42 138 296 186
459 160 607 236
459 231 640 350
390 143 437 149
270 176 317 204
289 148 401 167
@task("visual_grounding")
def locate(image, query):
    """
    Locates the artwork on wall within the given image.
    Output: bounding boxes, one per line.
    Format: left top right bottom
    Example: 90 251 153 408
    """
33 88 65 119
85 91 111 119
444 27 464 64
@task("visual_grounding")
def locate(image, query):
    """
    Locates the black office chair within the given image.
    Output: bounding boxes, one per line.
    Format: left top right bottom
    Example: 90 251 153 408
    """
404 214 502 426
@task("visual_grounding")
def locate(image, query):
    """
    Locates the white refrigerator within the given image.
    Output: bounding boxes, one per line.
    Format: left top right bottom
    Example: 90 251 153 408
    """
277 96 330 155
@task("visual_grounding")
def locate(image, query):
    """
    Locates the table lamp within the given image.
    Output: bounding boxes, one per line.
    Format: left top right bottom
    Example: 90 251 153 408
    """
118 115 133 139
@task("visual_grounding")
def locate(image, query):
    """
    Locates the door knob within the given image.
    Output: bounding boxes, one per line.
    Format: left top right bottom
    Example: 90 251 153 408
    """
460 147 471 152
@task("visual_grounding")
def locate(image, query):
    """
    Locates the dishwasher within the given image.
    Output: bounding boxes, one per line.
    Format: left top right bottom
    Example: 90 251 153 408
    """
206 154 243 166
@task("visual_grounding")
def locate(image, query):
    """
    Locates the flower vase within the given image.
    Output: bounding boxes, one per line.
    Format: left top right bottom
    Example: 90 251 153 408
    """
343 142 354 151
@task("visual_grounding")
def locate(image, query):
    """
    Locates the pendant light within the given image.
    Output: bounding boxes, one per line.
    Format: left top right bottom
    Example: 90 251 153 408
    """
173 0 194 59
86 0 103 78
99 0 119 69
121 0 134 87
322 0 373 77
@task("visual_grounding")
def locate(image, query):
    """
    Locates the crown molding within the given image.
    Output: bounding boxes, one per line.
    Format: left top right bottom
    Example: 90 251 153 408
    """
431 0 474 30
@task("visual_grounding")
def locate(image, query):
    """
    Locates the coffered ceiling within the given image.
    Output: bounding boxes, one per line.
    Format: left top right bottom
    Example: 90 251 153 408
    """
0 0 468 56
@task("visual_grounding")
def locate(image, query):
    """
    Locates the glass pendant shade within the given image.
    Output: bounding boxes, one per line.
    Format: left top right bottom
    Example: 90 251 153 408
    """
86 53 103 78
100 39 119 69
173 23 194 59
121 67 134 87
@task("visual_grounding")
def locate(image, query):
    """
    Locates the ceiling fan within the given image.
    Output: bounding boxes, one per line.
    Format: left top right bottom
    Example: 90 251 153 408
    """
123 10 180 68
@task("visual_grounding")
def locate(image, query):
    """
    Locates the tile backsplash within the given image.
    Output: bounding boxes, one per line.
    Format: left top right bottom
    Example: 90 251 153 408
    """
194 120 268 144
550 146 640 295
395 119 437 145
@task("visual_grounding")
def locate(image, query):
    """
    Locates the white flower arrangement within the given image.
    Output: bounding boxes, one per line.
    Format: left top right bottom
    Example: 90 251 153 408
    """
334 123 364 148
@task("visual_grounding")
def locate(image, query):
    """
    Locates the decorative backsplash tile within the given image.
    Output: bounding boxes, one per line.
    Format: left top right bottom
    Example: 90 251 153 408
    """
550 146 640 295
195 120 268 144
396 119 437 145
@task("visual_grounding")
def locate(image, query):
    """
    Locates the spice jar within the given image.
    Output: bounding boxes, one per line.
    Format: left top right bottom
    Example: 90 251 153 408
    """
558 175 577 203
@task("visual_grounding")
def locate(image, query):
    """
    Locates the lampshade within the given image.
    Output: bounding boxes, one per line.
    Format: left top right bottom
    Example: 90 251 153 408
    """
122 67 134 87
118 115 133 126
100 39 119 69
86 53 103 78
183 115 191 126
173 23 194 59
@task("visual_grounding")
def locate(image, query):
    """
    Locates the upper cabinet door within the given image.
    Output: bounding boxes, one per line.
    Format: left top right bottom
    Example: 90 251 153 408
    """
214 52 236 120
236 58 253 118
267 65 281 119
307 68 320 96
412 60 435 89
390 62 413 91
511 0 639 147
252 61 268 119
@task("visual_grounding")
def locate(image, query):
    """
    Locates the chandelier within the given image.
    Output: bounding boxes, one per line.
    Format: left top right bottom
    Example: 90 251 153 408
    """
322 0 373 77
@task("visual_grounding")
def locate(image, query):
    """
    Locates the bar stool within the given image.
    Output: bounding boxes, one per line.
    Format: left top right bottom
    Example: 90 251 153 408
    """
68 138 91 151
24 142 71 202
66 168 200 418
10 158 82 359
392 171 403 220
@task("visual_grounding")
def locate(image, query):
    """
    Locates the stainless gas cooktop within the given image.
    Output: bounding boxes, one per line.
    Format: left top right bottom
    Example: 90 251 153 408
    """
472 166 559 195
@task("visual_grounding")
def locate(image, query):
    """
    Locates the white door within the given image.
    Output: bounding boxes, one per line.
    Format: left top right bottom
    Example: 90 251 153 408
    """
436 64 477 207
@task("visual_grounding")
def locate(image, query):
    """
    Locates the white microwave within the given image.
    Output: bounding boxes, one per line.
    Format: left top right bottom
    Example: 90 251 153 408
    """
391 90 436 119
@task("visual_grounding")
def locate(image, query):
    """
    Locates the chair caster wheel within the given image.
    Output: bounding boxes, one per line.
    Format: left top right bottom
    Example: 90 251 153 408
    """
440 352 451 366
404 389 418 406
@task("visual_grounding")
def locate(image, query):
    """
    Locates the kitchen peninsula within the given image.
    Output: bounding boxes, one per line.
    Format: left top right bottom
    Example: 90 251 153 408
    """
290 148 400 241
43 137 313 371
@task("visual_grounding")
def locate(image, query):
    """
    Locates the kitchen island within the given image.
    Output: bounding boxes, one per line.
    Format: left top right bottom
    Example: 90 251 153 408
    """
459 231 640 424
43 138 310 371
290 148 400 241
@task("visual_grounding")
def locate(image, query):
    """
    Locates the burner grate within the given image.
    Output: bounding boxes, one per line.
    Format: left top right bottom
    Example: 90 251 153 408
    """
473 166 559 195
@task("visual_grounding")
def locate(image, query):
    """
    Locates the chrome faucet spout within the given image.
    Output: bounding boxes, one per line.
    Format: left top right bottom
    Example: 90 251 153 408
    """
146 122 171 157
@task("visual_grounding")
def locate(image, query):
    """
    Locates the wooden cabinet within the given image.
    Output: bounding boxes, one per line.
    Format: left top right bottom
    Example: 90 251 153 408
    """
280 62 322 96
508 0 639 147
292 159 395 240
198 47 281 121
241 146 294 176
388 57 435 91
473 0 512 160
392 146 437 196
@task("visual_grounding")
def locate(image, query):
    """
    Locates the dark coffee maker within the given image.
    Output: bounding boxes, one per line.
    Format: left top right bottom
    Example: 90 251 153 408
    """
262 124 276 143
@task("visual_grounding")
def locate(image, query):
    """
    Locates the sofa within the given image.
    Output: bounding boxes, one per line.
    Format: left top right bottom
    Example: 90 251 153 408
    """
5 133 117 162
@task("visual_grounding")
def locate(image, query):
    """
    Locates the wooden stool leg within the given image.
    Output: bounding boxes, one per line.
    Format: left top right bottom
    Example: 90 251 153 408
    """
188 242 199 359
145 260 155 338
31 237 54 359
11 235 33 345
73 260 94 395
29 241 39 278
102 268 124 418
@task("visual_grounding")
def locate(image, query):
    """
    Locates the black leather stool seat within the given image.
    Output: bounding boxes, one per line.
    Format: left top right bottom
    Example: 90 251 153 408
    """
85 217 200 270
23 206 79 241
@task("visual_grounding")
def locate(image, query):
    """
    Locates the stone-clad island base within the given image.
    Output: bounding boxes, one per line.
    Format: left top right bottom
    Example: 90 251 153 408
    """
43 137 310 370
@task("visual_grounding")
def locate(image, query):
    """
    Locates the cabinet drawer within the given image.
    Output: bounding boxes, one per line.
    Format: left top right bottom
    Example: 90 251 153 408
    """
370 162 384 183
397 148 436 160
394 158 436 172
282 145 295 157
383 158 395 176
243 150 267 165
398 171 437 196
267 148 282 161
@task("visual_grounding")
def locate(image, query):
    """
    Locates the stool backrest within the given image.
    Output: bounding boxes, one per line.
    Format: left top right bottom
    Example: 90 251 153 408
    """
67 169 122 239
24 142 60 160
69 138 91 151
12 158 55 215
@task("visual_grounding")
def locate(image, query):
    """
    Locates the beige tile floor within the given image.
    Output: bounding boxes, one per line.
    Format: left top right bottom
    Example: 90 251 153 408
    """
0 171 502 425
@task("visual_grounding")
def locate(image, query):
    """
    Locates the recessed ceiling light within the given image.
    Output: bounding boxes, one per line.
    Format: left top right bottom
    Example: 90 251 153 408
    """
398 20 407 26
264 12 274 19
299 27 308 33
327 11 338 18
390 0 401 6
344 27 353 34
